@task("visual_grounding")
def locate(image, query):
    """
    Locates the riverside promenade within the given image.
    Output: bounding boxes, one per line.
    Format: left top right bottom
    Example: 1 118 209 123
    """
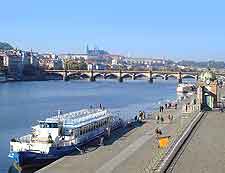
167 87 225 173
170 111 225 173
36 96 197 173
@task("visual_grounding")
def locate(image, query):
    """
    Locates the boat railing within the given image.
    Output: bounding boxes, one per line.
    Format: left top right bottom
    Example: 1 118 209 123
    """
47 109 105 122
19 134 32 143
63 110 109 126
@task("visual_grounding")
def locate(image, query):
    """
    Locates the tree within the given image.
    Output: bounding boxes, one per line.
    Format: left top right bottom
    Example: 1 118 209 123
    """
64 58 87 70
79 58 87 70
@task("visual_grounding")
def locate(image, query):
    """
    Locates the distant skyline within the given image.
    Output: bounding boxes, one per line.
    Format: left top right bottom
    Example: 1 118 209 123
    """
1 0 225 61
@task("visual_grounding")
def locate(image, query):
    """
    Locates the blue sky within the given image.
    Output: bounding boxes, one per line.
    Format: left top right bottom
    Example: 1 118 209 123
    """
1 0 225 61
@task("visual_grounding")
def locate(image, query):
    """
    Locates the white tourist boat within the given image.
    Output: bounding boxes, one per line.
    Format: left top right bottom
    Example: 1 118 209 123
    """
8 108 123 169
176 83 195 93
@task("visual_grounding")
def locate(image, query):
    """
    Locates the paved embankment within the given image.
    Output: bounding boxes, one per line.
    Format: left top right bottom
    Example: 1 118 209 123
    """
171 111 225 173
36 95 197 173
169 87 225 173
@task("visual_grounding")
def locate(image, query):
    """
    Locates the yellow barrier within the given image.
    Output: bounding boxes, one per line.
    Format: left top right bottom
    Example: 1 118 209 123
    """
158 136 170 148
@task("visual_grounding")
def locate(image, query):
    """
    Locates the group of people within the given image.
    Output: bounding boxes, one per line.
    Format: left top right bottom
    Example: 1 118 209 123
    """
159 106 164 112
164 103 178 110
135 111 146 122
155 113 173 123
157 103 175 124
159 103 177 113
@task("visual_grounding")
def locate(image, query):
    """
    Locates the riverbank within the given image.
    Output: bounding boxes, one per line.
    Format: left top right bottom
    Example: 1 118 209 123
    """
36 92 197 173
1 80 179 172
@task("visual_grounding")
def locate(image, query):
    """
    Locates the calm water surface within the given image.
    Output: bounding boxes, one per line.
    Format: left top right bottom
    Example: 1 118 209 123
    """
0 79 181 173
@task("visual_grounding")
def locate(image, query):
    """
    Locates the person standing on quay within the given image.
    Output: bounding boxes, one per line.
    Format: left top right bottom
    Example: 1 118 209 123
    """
160 116 164 123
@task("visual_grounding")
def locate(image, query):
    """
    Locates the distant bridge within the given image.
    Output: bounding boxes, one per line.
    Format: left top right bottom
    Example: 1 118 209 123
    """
43 70 202 83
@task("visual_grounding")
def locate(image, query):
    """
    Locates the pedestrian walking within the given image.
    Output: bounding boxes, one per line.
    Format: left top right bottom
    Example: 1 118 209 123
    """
155 127 162 136
165 103 167 109
160 116 164 123
142 111 146 120
168 114 171 120
156 114 160 123
185 104 188 112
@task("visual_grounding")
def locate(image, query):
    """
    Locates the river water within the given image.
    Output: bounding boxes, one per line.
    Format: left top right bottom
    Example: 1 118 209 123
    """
0 79 184 173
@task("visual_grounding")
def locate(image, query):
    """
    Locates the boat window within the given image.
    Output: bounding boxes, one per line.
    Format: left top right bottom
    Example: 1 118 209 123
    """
74 129 78 137
100 121 102 127
86 126 89 133
49 123 58 128
101 120 103 127
97 122 100 128
80 128 82 135
40 122 58 128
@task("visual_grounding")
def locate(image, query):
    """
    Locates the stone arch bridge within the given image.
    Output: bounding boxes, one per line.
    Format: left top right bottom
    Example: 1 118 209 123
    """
43 70 201 83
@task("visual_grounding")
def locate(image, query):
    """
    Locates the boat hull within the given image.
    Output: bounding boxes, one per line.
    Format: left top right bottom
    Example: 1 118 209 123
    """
8 145 76 169
8 115 123 169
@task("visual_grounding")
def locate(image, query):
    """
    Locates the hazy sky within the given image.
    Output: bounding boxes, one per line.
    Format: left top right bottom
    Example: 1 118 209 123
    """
1 0 225 61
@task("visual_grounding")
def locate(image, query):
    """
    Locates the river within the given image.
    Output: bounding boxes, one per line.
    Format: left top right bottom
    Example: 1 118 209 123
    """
0 79 186 173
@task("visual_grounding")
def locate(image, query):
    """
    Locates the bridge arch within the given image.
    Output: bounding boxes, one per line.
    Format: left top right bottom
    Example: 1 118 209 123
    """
105 73 118 79
44 72 63 80
66 72 81 80
167 74 178 79
134 73 148 80
93 73 105 80
182 74 197 79
122 73 133 79
152 74 164 79
80 73 90 79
